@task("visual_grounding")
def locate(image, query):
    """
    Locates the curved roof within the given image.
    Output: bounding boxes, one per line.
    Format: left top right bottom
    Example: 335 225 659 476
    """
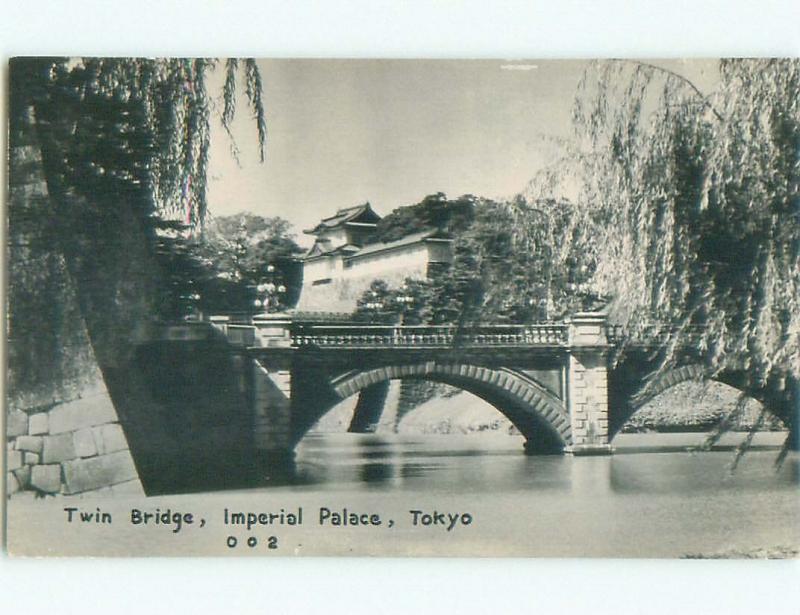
303 202 381 234
347 228 451 259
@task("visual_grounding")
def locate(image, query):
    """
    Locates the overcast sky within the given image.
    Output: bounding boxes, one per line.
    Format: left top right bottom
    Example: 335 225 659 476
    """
206 59 719 245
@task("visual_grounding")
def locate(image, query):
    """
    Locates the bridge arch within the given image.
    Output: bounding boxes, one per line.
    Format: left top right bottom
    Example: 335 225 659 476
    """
629 365 709 411
303 362 572 453
610 363 789 438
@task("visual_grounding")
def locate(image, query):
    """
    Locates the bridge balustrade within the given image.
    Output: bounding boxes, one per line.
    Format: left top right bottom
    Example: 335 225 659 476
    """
290 323 569 349
605 323 708 347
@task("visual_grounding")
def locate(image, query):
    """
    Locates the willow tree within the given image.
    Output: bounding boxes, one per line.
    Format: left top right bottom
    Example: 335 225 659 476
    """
526 59 799 446
8 58 266 407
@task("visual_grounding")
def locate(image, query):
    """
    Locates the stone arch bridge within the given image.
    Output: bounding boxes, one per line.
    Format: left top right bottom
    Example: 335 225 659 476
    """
219 313 671 457
130 312 796 472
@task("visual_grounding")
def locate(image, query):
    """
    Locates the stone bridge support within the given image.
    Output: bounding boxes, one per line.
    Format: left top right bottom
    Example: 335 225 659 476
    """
349 381 391 433
251 354 294 460
565 313 612 455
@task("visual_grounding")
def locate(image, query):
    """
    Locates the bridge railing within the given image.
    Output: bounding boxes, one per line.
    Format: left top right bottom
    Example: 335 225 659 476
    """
605 323 708 346
290 323 569 348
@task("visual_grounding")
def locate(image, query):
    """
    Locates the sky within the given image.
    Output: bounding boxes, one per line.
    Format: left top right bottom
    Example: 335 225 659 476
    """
206 59 720 246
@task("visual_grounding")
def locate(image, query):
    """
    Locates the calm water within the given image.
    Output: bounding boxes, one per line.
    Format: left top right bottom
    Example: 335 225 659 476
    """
267 431 800 557
289 431 798 495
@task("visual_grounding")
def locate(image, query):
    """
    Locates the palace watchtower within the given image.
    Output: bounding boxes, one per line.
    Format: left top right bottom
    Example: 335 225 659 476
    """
298 203 452 312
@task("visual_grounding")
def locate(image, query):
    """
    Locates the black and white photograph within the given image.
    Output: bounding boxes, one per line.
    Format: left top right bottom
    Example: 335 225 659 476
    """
5 55 799 561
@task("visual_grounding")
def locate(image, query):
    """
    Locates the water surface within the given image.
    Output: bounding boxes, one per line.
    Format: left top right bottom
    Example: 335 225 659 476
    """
273 431 799 557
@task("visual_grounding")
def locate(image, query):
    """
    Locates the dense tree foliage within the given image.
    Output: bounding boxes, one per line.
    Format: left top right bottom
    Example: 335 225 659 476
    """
197 213 304 312
354 278 435 324
201 214 301 280
11 58 266 225
531 60 798 372
369 192 477 244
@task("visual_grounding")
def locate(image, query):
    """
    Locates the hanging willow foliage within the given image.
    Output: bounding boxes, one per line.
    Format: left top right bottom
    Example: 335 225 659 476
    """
21 57 267 228
525 59 799 410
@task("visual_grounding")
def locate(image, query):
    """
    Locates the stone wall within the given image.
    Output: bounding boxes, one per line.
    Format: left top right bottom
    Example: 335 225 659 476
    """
7 378 143 499
396 380 458 426
7 104 142 500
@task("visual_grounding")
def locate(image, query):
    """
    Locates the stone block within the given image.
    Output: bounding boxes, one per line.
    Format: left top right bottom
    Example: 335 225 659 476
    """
62 451 138 495
28 412 49 435
91 424 128 455
42 433 77 463
90 427 104 454
8 449 23 471
23 452 40 465
31 464 62 493
48 393 117 434
14 465 32 488
73 428 98 458
15 435 43 454
7 410 28 437
7 472 20 495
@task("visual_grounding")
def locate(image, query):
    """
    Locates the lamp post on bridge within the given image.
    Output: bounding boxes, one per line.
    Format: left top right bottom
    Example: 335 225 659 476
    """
358 281 419 345
396 290 415 323
252 264 287 316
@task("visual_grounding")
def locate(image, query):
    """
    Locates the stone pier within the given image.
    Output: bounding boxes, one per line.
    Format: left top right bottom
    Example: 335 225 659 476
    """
250 314 295 459
565 312 612 455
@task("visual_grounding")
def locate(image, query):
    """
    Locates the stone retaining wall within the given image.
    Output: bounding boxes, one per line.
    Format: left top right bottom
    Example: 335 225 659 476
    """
7 104 143 500
7 378 144 499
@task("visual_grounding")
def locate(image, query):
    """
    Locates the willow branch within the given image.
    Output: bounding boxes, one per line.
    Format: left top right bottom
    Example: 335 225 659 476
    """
610 59 725 122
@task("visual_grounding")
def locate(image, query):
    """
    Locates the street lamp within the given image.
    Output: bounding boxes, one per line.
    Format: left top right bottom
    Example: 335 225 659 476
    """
396 292 415 326
252 263 286 314
361 288 387 322
180 290 202 321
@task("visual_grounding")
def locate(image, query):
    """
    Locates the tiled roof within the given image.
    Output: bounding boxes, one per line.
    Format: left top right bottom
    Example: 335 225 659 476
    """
304 203 381 234
304 228 451 261
305 241 361 259
345 228 451 259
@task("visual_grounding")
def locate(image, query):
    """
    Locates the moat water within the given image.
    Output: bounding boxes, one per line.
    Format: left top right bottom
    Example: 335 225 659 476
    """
290 431 794 492
250 431 799 557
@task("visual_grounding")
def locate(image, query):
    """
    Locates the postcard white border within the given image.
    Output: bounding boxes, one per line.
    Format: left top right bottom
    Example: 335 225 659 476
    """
2 1 799 613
